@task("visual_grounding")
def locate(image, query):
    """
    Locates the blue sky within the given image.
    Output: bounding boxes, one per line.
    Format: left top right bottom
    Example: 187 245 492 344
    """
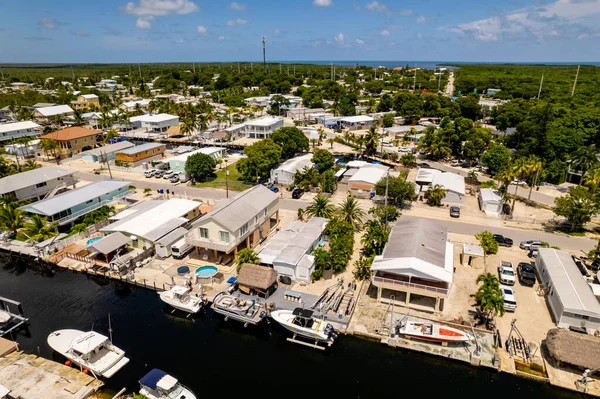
1 0 599 63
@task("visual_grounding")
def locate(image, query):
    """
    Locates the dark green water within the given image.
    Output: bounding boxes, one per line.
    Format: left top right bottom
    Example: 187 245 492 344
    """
0 259 583 398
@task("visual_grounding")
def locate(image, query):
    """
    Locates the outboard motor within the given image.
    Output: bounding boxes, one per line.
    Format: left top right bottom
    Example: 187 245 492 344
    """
259 310 267 319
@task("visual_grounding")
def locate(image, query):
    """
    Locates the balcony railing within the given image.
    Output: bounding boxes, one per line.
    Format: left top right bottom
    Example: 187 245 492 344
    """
55 189 134 225
372 275 449 296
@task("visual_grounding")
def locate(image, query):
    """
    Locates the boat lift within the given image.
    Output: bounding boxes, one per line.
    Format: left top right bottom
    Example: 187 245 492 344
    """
0 296 29 338
286 308 335 351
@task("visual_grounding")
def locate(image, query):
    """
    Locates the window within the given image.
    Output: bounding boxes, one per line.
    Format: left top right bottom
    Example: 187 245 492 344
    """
219 231 230 243
263 208 268 217
74 140 77 144
199 228 209 239
35 182 47 188
240 223 248 235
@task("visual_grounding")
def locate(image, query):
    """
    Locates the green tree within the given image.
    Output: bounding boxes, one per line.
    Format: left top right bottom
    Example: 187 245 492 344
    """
180 115 198 137
363 126 379 156
305 195 335 219
400 153 416 167
374 175 415 206
353 256 373 281
571 146 599 185
185 153 216 182
235 248 260 272
270 127 310 159
71 223 89 235
39 138 60 164
368 205 400 224
481 144 511 175
475 273 505 322
0 205 24 237
236 139 282 182
377 94 393 112
311 149 335 171
510 157 529 212
480 180 498 189
526 155 543 201
321 169 336 193
426 184 446 207
475 230 499 254
22 214 58 242
382 113 394 128
361 220 390 257
143 187 152 196
335 196 365 229
104 128 119 143
553 186 600 231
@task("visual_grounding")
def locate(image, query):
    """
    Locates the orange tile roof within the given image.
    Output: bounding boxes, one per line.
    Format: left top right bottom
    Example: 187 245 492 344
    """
40 127 102 141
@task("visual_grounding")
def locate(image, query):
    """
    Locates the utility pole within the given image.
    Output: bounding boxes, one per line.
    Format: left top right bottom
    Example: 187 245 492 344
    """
537 74 544 99
0 67 4 80
293 65 295 76
384 170 389 226
572 65 580 97
374 67 377 80
280 63 282 74
331 63 333 80
262 36 267 74
413 64 417 92
437 69 441 93
101 151 113 179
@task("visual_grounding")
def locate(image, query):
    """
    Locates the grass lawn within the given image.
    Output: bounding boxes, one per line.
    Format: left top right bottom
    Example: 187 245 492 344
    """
192 165 253 192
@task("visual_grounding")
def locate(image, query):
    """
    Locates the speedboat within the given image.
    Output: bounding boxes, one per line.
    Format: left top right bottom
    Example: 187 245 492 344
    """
270 308 337 344
139 368 196 399
159 285 204 313
395 319 473 344
0 310 11 329
47 329 129 378
211 292 266 326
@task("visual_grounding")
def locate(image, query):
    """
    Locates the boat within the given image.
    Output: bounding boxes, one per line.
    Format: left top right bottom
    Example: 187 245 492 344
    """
270 308 337 347
0 310 10 328
211 292 266 326
47 329 130 378
395 318 473 344
139 368 196 399
159 285 204 313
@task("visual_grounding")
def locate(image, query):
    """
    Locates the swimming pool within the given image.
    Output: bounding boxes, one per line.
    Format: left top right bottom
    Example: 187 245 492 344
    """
86 236 102 246
195 266 219 278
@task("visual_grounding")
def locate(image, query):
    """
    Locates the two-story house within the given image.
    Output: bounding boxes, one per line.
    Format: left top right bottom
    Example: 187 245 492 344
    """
185 185 279 260
71 94 100 110
0 121 41 142
243 116 284 139
0 166 78 202
38 127 103 159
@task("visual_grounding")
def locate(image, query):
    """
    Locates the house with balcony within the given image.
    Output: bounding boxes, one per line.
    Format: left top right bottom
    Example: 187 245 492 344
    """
185 185 279 260
0 166 78 202
0 121 42 142
371 218 454 313
71 94 100 110
18 180 132 226
38 127 103 159
34 105 74 122
243 116 284 139
130 113 179 133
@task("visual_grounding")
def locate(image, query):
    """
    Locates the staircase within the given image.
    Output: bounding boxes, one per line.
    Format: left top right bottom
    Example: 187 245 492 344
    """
43 182 67 200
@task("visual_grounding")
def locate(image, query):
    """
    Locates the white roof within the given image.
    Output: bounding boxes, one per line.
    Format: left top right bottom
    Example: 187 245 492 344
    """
463 243 484 257
80 94 98 99
273 153 314 174
0 166 73 195
537 248 600 317
130 113 178 123
0 384 9 398
416 168 441 184
432 172 465 195
71 331 108 354
480 188 502 202
224 123 245 132
339 115 374 123
122 99 150 108
157 374 178 390
244 116 282 127
348 165 388 185
0 121 41 134
168 147 223 163
35 105 74 117
346 160 368 168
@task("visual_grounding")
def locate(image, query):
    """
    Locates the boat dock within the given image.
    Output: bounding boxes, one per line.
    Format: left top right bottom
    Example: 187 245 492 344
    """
0 296 29 339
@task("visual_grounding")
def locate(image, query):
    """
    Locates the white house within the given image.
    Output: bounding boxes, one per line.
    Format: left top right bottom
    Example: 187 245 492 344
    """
0 121 41 142
167 147 225 173
478 188 503 215
120 99 151 111
258 217 328 282
34 105 74 121
337 115 375 131
0 166 78 202
270 153 314 185
243 116 284 139
416 168 465 205
347 164 389 198
130 113 179 133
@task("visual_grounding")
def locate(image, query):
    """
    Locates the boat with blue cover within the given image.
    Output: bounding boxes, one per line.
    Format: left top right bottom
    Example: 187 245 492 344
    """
139 368 196 399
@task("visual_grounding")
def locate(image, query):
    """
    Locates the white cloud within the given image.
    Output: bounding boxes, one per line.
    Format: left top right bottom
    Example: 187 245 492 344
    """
334 32 344 43
417 32 422 40
313 0 333 7
381 29 389 35
124 0 198 16
39 17 59 29
227 18 247 26
218 35 225 40
366 1 388 12
230 2 245 11
416 16 426 23
578 33 589 39
399 9 412 16
356 38 365 45
136 16 154 29
175 38 184 43
196 25 207 34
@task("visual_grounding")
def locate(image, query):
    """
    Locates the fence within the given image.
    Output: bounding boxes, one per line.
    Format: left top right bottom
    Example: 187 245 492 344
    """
372 275 449 296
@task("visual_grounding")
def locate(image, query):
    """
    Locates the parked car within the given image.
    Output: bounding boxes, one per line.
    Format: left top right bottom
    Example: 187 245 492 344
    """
292 188 304 199
519 239 542 250
450 160 460 167
154 170 165 178
498 261 516 285
517 262 536 286
144 169 157 178
512 179 527 186
501 286 517 312
163 171 175 179
449 206 460 218
270 186 279 193
493 234 513 247
170 174 180 184
398 146 410 152
382 141 393 147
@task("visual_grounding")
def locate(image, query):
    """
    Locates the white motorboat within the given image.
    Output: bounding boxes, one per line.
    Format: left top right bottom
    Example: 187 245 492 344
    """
47 329 129 378
139 368 196 399
395 318 473 344
271 308 337 345
159 285 204 313
211 292 266 325
0 310 11 329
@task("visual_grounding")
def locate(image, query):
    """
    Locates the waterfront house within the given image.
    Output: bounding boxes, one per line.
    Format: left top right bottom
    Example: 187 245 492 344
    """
269 153 314 186
258 217 328 282
347 164 389 199
185 185 279 259
243 116 284 139
81 141 135 163
130 113 179 133
536 249 600 333
167 147 225 173
0 121 42 142
0 166 78 202
115 143 165 166
337 115 375 131
38 127 103 159
236 263 278 298
415 168 465 205
71 94 100 111
18 180 132 226
371 218 454 313
34 105 74 122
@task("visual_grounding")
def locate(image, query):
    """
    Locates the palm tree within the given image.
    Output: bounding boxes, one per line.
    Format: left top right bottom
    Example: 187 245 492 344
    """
180 116 198 137
510 157 529 212
22 214 58 242
235 248 260 272
426 184 446 206
143 187 153 196
8 139 21 172
297 208 305 221
335 196 365 229
0 205 25 237
73 109 84 126
23 159 41 171
526 155 543 201
361 220 390 257
39 139 60 164
197 114 209 132
571 146 599 185
363 127 379 156
428 141 452 160
475 273 505 323
71 223 89 235
104 128 119 143
305 195 335 219
327 137 335 149
585 165 600 189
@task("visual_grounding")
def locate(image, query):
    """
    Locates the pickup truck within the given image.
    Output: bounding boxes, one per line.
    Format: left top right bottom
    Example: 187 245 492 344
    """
493 234 513 247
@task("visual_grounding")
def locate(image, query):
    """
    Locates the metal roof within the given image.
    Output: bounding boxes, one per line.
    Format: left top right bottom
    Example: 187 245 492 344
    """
0 166 74 195
35 105 74 117
156 227 189 246
130 113 178 123
479 188 502 203
432 172 465 195
273 153 314 174
167 147 223 163
116 142 163 155
348 165 388 185
81 141 134 156
89 232 130 254
339 115 374 123
19 180 131 216
0 121 41 134
244 116 282 127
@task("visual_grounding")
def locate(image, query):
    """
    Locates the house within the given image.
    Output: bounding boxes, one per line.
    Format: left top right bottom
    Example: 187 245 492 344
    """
39 127 103 158
101 199 202 251
371 218 454 312
34 105 74 121
415 168 465 205
384 125 426 140
130 113 179 133
19 180 132 226
167 147 225 173
71 94 100 110
0 166 78 202
0 121 42 142
223 124 246 139
347 164 389 198
81 141 135 163
185 185 279 258
4 139 40 157
270 153 314 185
535 248 600 333
236 263 278 298
258 217 328 282
120 99 151 111
285 108 325 120
115 143 165 166
243 116 284 139
337 115 375 131
478 188 503 215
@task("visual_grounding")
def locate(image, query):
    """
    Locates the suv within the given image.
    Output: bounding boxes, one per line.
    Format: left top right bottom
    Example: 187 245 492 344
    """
520 239 542 250
517 262 536 286
144 169 157 178
493 234 513 247
449 206 460 218
501 286 517 312
292 188 304 199
498 261 516 285
154 170 165 178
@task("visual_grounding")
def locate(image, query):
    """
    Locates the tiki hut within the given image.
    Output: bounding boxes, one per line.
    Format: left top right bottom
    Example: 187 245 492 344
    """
546 328 600 370
237 263 278 298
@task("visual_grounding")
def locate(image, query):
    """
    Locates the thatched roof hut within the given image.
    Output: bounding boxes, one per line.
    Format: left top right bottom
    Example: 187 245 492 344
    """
546 328 600 370
237 263 278 297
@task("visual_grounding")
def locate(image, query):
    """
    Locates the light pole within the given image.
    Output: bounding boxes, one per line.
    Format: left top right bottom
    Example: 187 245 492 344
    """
225 159 229 198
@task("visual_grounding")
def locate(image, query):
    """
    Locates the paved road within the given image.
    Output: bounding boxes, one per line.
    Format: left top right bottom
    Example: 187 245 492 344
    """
445 71 455 96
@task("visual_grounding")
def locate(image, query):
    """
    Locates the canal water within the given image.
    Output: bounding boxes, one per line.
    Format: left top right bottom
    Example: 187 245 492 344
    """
0 258 581 398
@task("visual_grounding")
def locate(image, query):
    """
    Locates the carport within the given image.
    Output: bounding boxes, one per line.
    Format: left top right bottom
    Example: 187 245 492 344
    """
88 232 130 263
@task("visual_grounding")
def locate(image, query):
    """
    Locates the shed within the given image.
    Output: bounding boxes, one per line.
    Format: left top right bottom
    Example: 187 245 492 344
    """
461 243 484 268
546 328 600 370
236 263 278 297
88 232 130 262
479 188 503 215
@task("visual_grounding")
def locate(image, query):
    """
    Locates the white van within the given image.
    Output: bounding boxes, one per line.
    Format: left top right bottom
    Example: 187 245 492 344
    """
171 238 194 259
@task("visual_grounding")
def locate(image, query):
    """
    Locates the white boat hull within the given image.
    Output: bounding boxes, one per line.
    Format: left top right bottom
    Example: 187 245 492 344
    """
140 386 196 399
397 321 473 344
159 290 203 313
270 310 333 343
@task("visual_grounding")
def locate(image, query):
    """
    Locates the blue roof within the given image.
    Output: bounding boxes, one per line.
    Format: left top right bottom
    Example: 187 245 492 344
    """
117 142 163 155
139 368 167 390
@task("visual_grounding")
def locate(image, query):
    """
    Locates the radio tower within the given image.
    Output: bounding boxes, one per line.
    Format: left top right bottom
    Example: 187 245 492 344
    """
262 36 267 74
